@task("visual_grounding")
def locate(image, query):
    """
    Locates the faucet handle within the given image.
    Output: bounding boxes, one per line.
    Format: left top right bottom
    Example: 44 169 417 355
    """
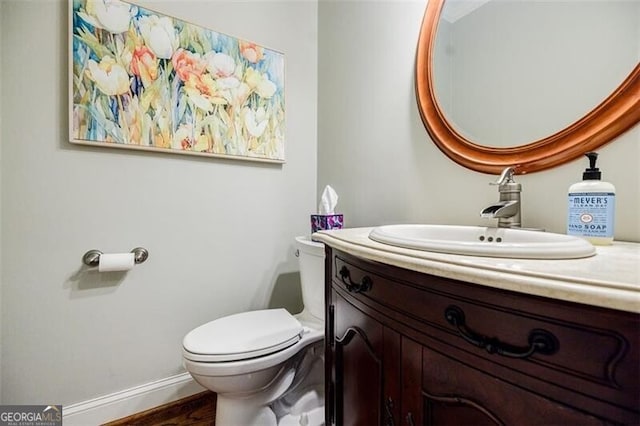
490 167 516 186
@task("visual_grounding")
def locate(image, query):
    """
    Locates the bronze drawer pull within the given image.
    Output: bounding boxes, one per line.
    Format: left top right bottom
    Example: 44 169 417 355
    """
444 305 558 359
339 266 373 293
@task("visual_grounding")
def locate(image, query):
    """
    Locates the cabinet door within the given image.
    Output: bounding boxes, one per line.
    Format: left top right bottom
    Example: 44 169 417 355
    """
419 346 608 426
332 290 400 426
401 337 424 426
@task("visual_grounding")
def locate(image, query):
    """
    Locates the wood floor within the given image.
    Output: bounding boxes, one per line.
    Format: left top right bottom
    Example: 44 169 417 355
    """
103 391 216 426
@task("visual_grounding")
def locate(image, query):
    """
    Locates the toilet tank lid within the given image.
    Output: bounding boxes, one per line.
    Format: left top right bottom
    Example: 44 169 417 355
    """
183 308 303 357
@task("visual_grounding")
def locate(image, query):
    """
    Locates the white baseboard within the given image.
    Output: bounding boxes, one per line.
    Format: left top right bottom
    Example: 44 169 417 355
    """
63 372 206 425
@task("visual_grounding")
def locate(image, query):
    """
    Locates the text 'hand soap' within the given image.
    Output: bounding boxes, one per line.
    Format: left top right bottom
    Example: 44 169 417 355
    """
567 152 615 245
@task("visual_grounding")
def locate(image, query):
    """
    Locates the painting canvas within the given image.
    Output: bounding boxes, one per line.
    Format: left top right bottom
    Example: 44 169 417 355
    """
70 0 285 163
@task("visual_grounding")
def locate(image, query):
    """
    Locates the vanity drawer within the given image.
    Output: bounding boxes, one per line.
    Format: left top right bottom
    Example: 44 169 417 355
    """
332 252 640 415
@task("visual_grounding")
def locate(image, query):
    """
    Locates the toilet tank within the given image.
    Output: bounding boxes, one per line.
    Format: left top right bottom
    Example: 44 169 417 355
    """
295 236 325 321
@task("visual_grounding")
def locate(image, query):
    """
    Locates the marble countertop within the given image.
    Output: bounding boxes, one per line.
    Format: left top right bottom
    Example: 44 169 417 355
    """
313 227 640 314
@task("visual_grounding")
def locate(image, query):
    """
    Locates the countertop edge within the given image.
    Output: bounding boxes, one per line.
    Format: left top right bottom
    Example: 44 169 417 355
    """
313 228 640 314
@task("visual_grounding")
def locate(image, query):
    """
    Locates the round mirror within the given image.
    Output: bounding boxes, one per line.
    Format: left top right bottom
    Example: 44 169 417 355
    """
416 0 640 174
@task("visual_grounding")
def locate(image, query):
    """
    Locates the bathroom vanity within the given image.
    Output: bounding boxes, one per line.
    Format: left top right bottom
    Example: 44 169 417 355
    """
313 228 640 426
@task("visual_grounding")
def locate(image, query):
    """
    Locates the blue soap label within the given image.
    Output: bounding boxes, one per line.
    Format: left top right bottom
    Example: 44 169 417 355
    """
567 192 615 238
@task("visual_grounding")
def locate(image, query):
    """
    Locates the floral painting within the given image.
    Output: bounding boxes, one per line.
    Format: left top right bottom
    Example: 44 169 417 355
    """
70 0 285 162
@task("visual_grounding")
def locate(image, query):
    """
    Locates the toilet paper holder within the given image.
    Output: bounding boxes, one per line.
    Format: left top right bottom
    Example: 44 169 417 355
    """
82 247 149 267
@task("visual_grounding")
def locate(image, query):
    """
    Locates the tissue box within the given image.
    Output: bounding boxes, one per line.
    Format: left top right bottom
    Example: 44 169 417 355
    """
311 214 344 232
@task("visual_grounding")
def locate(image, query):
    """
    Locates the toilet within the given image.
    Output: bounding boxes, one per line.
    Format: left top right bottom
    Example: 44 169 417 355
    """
182 236 325 426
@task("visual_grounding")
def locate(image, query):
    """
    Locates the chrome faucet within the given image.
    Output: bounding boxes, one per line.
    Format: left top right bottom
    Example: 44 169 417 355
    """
480 167 521 228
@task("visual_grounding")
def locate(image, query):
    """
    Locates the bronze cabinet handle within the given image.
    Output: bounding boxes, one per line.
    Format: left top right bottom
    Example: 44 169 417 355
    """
445 305 558 359
339 266 373 293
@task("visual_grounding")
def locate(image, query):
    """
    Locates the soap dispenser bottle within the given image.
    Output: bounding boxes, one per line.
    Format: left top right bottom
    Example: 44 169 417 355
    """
567 152 615 245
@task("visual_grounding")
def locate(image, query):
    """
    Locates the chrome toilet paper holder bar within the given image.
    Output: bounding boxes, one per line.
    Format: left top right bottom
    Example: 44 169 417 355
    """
82 247 149 267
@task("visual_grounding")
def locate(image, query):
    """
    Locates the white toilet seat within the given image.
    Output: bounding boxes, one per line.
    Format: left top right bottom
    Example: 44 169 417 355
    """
184 334 301 363
183 309 303 362
183 324 323 378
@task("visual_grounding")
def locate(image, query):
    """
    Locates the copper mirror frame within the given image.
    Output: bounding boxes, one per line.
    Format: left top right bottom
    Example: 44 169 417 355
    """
415 0 640 175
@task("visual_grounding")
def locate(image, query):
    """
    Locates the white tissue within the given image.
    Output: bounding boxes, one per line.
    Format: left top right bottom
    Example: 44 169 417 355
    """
318 185 338 215
98 253 135 272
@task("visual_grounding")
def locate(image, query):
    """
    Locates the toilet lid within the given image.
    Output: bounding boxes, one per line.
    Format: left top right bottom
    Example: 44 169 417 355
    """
183 309 303 362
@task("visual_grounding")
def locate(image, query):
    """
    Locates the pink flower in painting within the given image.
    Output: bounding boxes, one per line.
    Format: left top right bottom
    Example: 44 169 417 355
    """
239 41 264 63
172 48 206 83
130 46 158 86
172 49 227 111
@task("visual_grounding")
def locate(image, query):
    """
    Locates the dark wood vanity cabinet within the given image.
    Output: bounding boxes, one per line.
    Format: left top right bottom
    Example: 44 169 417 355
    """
324 247 640 426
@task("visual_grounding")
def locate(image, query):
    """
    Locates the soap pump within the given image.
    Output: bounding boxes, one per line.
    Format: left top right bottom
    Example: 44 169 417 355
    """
567 152 616 245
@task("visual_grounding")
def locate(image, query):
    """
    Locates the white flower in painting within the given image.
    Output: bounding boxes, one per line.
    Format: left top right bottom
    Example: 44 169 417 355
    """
137 15 178 59
256 77 277 99
205 52 236 78
243 107 268 138
79 0 133 34
85 55 130 96
205 52 240 89
217 76 240 90
223 82 250 107
234 83 250 106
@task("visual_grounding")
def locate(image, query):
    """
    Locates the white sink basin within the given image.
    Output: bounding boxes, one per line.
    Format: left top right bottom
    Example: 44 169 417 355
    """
368 224 596 259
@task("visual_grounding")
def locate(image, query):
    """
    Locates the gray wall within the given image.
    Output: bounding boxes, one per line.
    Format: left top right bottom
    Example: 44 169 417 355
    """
2 0 639 409
318 0 639 240
0 0 317 404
